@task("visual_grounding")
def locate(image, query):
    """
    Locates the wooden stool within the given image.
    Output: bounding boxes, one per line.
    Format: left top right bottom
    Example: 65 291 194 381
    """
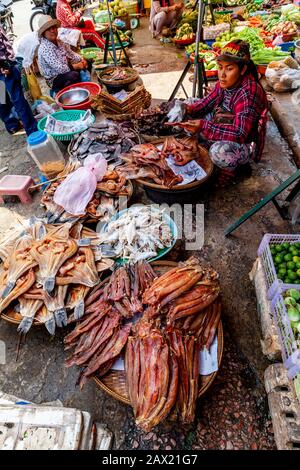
0 175 34 204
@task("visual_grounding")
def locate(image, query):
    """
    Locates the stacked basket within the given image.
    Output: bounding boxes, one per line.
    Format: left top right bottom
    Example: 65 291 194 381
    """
91 85 151 119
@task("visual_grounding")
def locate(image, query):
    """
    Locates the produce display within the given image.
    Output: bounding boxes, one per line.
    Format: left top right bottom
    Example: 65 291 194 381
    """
174 23 194 41
269 20 298 35
97 205 175 262
203 23 230 40
245 0 264 15
281 4 300 25
0 221 114 334
65 257 221 430
93 0 128 18
270 242 300 284
177 6 198 31
190 50 218 71
213 27 290 64
185 42 211 55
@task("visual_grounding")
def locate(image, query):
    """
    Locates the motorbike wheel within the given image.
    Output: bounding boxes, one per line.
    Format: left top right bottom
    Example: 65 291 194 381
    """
30 10 45 32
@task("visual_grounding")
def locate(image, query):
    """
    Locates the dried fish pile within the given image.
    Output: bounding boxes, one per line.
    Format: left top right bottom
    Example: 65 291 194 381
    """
65 261 156 388
41 168 131 224
65 257 221 430
118 136 204 187
0 220 114 335
131 103 177 136
68 120 139 165
97 205 174 262
118 143 183 188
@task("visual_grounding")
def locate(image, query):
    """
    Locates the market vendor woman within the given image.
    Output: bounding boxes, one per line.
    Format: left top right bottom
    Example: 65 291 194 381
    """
37 15 88 93
170 40 268 186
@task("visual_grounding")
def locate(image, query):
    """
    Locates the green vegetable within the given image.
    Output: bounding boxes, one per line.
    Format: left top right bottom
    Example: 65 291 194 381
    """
287 307 300 322
284 296 297 307
286 289 300 301
290 320 300 333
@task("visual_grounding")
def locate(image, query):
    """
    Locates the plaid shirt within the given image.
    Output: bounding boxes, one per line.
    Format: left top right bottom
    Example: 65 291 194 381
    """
188 74 268 144
56 0 81 28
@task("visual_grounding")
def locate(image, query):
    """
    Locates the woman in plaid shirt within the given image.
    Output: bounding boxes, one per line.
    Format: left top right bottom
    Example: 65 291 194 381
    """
170 40 268 186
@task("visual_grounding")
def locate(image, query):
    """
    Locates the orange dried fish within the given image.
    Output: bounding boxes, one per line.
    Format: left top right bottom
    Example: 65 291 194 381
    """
1 237 38 298
56 247 98 288
30 225 77 293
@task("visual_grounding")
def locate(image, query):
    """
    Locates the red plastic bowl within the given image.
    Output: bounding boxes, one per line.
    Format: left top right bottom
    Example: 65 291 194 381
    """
257 64 267 76
56 82 102 110
174 35 196 46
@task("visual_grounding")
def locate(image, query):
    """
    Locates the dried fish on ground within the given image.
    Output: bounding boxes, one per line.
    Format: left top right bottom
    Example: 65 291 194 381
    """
68 120 139 164
97 205 174 262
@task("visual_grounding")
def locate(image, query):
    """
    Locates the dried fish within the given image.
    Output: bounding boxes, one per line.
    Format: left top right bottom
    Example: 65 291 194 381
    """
98 205 174 262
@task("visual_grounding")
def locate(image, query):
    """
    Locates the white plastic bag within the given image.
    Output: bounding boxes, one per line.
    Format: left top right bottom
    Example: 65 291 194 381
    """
167 100 186 123
53 155 108 215
266 62 300 92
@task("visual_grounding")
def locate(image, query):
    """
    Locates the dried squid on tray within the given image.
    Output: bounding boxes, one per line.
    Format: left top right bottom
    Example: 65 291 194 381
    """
1 236 38 299
30 224 77 293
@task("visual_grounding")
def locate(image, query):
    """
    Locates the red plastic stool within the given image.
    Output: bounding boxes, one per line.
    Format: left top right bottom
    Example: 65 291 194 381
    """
0 175 34 204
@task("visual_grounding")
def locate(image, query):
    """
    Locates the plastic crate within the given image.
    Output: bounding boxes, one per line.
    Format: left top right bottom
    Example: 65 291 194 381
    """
271 288 300 379
257 234 300 300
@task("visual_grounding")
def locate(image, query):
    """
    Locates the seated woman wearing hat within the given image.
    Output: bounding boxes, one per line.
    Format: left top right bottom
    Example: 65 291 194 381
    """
56 0 105 49
170 40 268 186
37 15 89 93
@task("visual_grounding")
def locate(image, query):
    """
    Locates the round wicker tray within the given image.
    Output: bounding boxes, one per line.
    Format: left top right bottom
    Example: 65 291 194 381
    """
97 67 139 87
1 308 41 327
136 139 213 191
93 260 224 404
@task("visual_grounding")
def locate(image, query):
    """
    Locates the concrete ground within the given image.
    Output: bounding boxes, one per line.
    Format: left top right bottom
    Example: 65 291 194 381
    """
0 13 300 450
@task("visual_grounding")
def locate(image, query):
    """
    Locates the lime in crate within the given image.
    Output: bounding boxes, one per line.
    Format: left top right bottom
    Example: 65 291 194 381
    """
257 234 300 300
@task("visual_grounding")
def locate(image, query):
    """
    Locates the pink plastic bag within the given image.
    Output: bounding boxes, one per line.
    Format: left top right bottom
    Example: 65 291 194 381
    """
53 155 108 216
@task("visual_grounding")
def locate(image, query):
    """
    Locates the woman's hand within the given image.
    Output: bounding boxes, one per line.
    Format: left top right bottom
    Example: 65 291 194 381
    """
164 120 202 133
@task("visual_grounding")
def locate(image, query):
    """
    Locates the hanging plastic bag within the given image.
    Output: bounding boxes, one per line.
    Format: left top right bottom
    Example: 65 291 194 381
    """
25 66 42 101
53 155 108 215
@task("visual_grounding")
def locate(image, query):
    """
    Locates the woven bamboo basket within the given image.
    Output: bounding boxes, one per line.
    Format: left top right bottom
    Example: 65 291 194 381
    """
97 67 139 87
1 308 41 327
91 86 151 114
93 260 224 404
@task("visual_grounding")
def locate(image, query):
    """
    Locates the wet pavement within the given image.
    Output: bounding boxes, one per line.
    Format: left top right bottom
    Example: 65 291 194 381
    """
0 15 299 450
